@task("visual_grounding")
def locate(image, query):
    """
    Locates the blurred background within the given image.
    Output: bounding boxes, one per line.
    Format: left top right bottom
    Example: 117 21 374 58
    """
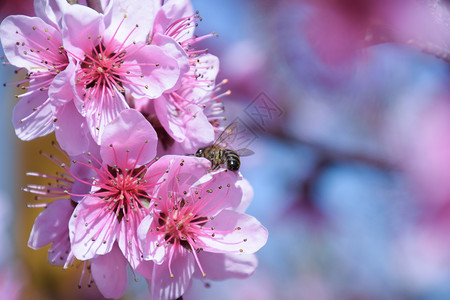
3 0 450 299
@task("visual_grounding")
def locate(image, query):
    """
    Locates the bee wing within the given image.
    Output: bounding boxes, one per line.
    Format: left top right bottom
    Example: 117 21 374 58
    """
235 148 255 157
214 122 239 149
214 121 256 151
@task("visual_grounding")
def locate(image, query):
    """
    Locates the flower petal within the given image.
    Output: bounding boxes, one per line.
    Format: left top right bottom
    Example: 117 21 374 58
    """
199 210 268 254
61 4 104 58
152 33 190 91
154 94 186 143
91 243 128 299
12 87 56 141
0 15 62 70
137 215 167 264
69 195 119 260
34 0 70 28
151 248 195 300
116 208 147 269
235 177 254 213
84 86 129 144
54 101 93 157
178 109 215 153
104 0 160 43
124 43 181 99
191 169 243 215
47 239 73 267
28 198 72 250
48 61 76 106
100 109 157 169
153 0 194 36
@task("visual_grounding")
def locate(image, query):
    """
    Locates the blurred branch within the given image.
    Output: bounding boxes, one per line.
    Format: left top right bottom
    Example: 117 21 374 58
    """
268 128 399 171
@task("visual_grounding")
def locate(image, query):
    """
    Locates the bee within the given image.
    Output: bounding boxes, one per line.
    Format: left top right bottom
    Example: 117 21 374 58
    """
195 122 254 171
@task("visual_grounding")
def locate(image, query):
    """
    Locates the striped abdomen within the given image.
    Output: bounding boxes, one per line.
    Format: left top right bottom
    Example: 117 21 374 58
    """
223 149 240 171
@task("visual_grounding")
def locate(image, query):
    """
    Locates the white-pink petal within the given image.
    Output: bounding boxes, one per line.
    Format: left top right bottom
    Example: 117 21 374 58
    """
69 196 119 260
91 243 128 299
100 109 157 169
198 209 268 254
54 102 93 157
0 15 61 70
84 86 130 144
34 0 70 28
153 0 194 37
12 88 56 141
152 33 190 92
61 5 104 58
28 198 72 250
124 43 181 99
151 247 195 300
116 209 146 270
104 0 160 43
137 215 167 264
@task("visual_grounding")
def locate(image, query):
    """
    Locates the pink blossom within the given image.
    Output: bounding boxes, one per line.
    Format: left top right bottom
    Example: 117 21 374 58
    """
24 151 134 298
0 1 74 141
137 156 268 299
25 144 94 267
67 109 160 275
60 1 187 143
23 143 133 298
135 1 227 153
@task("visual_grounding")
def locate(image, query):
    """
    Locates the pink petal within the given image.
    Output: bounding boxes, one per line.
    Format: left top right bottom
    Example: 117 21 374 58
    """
34 0 69 28
69 196 119 260
198 210 268 254
100 109 158 169
54 101 92 157
193 252 258 280
151 247 195 300
235 177 254 213
69 154 99 202
84 86 130 144
152 33 190 91
137 215 168 264
149 156 242 213
12 88 56 141
192 169 243 215
135 260 154 280
48 61 76 106
61 5 104 58
124 43 181 99
153 0 194 36
91 243 128 299
184 54 220 99
104 0 160 43
116 208 147 270
47 240 72 266
0 15 62 70
28 198 72 249
154 94 186 143
153 93 214 150
179 110 215 153
152 156 212 197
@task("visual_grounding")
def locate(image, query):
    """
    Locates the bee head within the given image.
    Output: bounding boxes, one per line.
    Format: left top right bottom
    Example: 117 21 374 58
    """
195 148 204 157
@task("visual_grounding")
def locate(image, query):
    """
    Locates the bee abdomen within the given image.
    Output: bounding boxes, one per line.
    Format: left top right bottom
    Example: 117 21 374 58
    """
224 149 240 171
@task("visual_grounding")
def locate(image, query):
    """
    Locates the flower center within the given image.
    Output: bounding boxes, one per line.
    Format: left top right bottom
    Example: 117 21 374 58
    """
94 165 149 222
158 200 208 251
77 42 126 97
